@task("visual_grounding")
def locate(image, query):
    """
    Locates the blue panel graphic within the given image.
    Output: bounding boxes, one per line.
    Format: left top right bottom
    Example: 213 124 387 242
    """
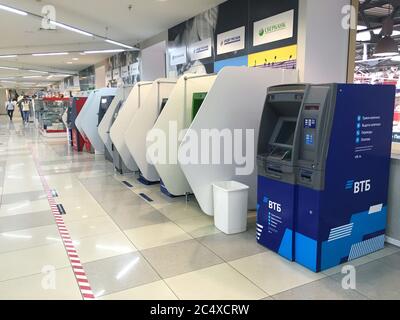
295 233 318 272
278 229 294 261
214 55 248 72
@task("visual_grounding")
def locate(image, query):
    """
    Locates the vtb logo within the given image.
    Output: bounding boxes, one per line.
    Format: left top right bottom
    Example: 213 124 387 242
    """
345 179 371 194
263 197 282 213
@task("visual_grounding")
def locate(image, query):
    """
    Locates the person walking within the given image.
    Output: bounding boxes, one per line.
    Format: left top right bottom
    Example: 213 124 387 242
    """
22 99 30 124
5 99 15 121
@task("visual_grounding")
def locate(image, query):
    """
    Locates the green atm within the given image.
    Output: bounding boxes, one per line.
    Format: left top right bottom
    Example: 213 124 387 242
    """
192 92 207 120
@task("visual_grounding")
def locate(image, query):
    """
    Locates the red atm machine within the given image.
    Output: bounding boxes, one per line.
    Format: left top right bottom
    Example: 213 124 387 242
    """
69 97 87 152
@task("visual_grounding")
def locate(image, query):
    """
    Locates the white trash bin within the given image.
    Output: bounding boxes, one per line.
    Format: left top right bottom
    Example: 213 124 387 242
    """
213 181 249 235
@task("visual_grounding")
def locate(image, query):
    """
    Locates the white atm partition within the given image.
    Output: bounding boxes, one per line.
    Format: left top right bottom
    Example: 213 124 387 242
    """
75 91 95 139
98 85 134 157
178 67 298 216
152 73 217 196
81 88 117 154
110 82 153 172
124 79 176 184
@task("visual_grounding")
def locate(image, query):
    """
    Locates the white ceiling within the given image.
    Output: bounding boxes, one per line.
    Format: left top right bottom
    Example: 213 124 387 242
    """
0 0 226 88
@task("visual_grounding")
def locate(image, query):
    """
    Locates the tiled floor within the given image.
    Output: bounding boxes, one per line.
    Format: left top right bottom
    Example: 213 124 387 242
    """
1 115 400 300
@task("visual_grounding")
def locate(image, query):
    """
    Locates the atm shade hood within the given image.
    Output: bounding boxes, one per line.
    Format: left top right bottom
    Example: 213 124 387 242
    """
110 82 153 172
152 73 217 196
124 79 176 183
75 91 95 139
80 88 117 154
98 85 134 157
178 66 298 216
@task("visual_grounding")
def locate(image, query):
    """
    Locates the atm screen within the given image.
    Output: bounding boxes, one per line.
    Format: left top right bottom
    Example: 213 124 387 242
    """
160 98 168 114
275 120 296 146
192 92 207 121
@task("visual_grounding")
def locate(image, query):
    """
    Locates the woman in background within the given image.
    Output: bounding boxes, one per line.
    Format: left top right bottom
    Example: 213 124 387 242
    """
22 99 31 124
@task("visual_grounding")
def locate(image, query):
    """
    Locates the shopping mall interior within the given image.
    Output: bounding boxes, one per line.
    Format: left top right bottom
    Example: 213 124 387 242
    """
0 0 400 303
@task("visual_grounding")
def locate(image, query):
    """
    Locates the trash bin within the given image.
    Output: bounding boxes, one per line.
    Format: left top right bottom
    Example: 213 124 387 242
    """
213 181 249 235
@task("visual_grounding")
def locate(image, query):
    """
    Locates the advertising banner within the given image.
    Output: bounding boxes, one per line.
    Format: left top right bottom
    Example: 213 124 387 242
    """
189 38 212 61
217 26 246 55
253 10 294 46
170 47 187 66
130 62 140 76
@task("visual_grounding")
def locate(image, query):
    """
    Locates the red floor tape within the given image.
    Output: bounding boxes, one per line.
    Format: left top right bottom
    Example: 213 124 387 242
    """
31 149 95 300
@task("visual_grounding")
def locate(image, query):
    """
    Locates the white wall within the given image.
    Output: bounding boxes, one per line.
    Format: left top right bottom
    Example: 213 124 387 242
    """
297 0 351 83
0 89 7 115
95 63 106 89
141 41 167 81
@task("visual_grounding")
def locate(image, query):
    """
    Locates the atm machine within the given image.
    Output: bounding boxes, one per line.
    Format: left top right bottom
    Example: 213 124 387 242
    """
70 96 87 152
98 95 115 161
257 83 395 272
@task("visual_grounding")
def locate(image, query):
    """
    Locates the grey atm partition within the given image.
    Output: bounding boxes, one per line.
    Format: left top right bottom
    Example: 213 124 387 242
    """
112 100 131 174
99 96 115 162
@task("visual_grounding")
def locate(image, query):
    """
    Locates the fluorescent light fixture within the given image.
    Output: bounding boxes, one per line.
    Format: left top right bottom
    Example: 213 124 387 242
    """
23 76 41 79
105 39 133 49
28 69 48 74
32 52 69 57
0 4 28 16
83 49 124 54
392 55 400 61
0 66 19 70
49 21 93 37
0 80 16 83
0 55 17 59
357 25 400 42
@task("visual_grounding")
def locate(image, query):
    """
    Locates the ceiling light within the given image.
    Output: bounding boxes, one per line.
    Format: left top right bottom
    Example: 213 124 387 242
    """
49 21 93 37
23 76 41 79
0 66 19 70
374 36 399 56
32 52 69 57
0 4 28 16
105 39 133 49
66 62 73 64
28 69 48 74
0 55 17 59
83 49 125 54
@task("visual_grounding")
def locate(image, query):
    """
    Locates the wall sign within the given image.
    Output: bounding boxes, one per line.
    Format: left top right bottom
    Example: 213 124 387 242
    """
217 26 246 55
113 68 120 79
170 47 187 66
190 38 212 61
130 62 140 76
121 66 129 78
253 10 294 46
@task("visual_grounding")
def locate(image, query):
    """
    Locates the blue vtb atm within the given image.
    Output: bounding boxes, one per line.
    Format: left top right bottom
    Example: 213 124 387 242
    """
257 84 395 272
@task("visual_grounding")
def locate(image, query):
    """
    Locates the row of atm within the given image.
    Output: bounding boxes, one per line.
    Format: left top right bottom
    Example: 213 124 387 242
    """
65 66 395 272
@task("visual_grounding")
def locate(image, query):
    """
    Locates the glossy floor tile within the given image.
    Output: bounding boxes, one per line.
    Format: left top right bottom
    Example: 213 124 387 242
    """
198 230 266 262
272 277 369 300
165 263 268 300
100 280 178 300
141 239 223 278
74 232 137 263
83 252 160 298
0 210 55 233
0 243 70 282
229 252 325 296
0 267 82 300
124 222 192 250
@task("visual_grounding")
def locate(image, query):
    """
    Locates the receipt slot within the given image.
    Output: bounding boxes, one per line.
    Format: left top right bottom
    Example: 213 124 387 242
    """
257 84 395 272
